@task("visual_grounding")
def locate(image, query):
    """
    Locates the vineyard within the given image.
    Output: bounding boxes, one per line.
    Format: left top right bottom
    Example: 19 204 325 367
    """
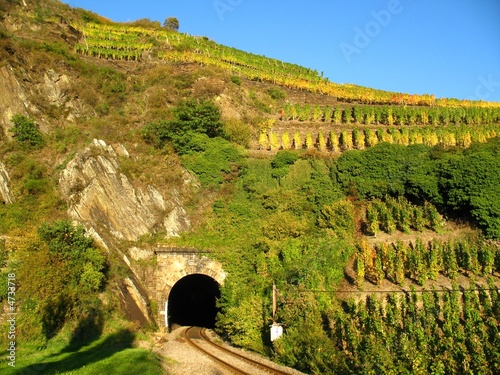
332 280 500 374
328 232 500 374
71 22 500 108
258 123 500 151
355 237 500 287
280 103 500 126
74 23 155 61
363 197 443 235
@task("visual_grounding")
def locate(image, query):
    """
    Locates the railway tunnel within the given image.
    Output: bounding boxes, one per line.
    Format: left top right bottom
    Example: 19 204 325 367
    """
167 273 221 329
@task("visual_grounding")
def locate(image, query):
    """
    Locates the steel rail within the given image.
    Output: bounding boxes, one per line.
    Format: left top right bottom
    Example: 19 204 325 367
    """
184 326 252 375
184 326 291 375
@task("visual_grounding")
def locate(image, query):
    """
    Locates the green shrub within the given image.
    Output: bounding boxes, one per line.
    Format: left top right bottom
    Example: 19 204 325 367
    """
271 150 299 169
270 150 299 182
174 99 225 137
39 41 76 61
12 221 107 343
10 115 45 149
224 118 252 147
230 75 241 85
216 293 265 353
318 199 355 237
267 87 286 100
143 99 226 153
439 139 500 238
181 137 241 187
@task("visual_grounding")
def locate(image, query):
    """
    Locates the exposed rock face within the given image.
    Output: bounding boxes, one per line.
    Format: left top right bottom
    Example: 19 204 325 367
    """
0 62 86 136
59 139 190 242
0 161 13 204
42 69 73 110
0 65 30 136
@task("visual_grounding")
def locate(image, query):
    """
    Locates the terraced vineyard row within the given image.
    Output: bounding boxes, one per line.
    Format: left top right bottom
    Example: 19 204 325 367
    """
74 22 155 61
281 103 500 126
363 197 443 236
355 237 499 287
259 124 500 151
72 22 500 108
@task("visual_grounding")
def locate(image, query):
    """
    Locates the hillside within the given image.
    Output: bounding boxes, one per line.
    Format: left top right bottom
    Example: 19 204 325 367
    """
1 1 500 374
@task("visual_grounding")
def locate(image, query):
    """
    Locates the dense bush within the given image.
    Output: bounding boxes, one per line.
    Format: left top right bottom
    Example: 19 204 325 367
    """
10 115 45 149
439 139 500 238
17 221 107 342
142 98 225 153
143 99 241 187
334 143 438 201
334 139 500 238
181 136 241 187
267 87 286 100
270 150 299 181
223 118 252 147
318 199 355 238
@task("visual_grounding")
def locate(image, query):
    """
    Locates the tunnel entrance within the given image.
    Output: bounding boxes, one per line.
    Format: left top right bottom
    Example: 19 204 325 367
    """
167 274 221 329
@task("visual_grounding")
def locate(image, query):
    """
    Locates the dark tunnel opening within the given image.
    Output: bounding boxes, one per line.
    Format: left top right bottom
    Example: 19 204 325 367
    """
167 274 221 329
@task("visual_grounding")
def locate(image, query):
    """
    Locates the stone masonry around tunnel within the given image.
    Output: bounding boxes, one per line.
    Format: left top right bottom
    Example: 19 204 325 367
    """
139 248 226 329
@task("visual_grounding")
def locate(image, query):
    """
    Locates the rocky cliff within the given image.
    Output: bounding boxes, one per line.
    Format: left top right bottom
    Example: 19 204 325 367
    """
59 139 191 242
0 64 31 136
0 161 13 204
0 62 86 137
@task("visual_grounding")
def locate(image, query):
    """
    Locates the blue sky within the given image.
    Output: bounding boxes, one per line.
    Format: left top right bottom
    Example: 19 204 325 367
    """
62 0 500 102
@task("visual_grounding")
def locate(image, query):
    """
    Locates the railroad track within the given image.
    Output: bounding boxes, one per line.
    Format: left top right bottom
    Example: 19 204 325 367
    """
184 326 292 375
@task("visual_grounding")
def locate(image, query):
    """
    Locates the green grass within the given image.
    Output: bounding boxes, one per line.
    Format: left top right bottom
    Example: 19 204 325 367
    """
3 326 165 375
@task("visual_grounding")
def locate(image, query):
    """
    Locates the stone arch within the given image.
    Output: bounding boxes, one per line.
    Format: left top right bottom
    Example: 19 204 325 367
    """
155 252 226 328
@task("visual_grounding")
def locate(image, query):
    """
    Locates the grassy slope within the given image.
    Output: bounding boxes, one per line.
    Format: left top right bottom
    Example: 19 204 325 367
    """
3 320 164 375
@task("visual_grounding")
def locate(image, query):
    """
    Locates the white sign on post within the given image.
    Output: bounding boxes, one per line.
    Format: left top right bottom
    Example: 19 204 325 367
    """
270 324 283 342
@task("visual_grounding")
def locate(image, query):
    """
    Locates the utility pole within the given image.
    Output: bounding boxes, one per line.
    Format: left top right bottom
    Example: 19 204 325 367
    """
270 282 283 341
272 283 277 323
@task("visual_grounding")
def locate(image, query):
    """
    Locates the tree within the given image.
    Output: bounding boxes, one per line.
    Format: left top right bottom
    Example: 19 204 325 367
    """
142 99 225 154
19 220 107 341
163 17 179 31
